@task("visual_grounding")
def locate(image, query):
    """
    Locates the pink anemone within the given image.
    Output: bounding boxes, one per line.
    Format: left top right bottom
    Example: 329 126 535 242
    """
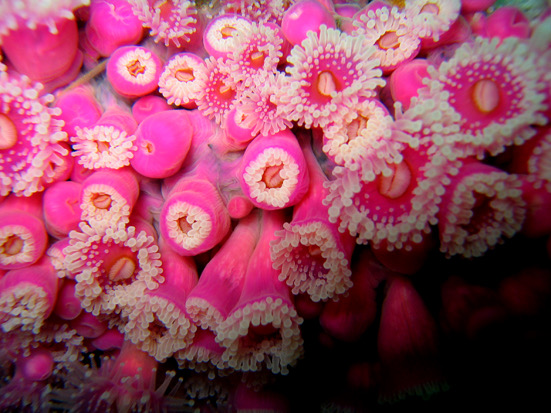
352 5 421 75
226 22 283 88
0 210 48 271
202 14 253 60
239 129 310 210
232 71 293 138
0 258 58 334
124 242 198 362
403 0 461 42
437 162 526 258
270 134 356 302
277 25 385 129
216 210 304 375
0 71 68 197
63 221 164 317
423 36 548 159
158 52 205 108
128 0 198 48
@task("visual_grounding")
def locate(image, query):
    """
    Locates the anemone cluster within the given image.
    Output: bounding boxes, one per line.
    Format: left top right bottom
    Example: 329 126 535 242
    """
1 0 551 412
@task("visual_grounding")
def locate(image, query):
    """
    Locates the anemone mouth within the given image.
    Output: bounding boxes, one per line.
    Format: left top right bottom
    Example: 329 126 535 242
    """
0 113 18 150
378 160 412 200
0 235 24 256
220 25 237 39
470 79 501 115
421 2 440 15
316 71 340 98
126 59 147 77
175 67 195 82
91 193 112 210
261 164 285 189
107 256 137 282
377 31 401 51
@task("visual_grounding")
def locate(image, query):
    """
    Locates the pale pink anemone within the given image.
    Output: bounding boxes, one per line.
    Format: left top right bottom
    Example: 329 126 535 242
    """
0 0 89 36
403 0 461 42
233 71 293 137
510 126 551 192
222 0 290 24
422 36 548 159
71 107 138 170
158 52 206 107
0 259 58 334
185 210 261 333
160 174 232 257
49 342 186 413
321 98 412 182
195 56 242 126
215 210 304 375
79 168 140 231
271 135 356 302
202 14 253 60
352 5 421 75
128 0 198 47
226 22 284 88
437 162 526 258
0 211 48 271
106 45 163 99
324 140 463 250
277 25 385 129
63 221 164 317
239 129 310 210
0 71 68 197
123 247 198 362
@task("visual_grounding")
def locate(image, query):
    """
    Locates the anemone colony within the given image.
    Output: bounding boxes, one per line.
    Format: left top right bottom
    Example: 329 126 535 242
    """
0 0 551 412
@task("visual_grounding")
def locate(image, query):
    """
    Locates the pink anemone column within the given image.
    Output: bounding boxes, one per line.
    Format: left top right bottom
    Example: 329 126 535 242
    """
270 133 356 302
276 25 385 129
437 162 526 258
239 129 310 210
63 221 164 318
216 210 304 375
123 241 199 362
0 71 68 197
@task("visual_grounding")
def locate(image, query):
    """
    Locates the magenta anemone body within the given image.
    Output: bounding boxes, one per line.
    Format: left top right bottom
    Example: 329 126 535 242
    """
0 258 59 334
129 0 198 48
79 167 140 231
239 129 310 210
0 210 48 271
484 6 531 41
215 210 304 375
271 134 356 302
424 36 548 158
160 174 231 256
85 0 143 57
158 52 205 108
352 5 421 75
55 86 103 138
131 109 193 178
63 221 164 317
388 58 431 110
185 210 261 332
0 72 68 197
377 275 446 403
71 106 138 170
124 243 198 362
42 180 83 239
437 162 526 258
106 45 163 99
202 14 253 59
1 17 79 84
278 25 385 129
281 0 336 46
131 95 172 123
